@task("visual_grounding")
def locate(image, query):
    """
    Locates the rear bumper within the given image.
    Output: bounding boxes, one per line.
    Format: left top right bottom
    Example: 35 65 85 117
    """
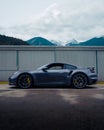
88 79 97 85
88 74 98 85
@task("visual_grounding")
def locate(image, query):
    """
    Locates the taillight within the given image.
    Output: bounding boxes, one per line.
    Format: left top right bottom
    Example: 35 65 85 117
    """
88 67 95 73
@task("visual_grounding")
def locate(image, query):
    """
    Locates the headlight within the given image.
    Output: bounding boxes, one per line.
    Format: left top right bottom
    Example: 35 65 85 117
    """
14 71 19 75
11 71 20 78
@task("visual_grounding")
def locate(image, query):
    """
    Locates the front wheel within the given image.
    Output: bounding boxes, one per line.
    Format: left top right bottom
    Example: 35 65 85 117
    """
17 73 33 89
72 73 87 89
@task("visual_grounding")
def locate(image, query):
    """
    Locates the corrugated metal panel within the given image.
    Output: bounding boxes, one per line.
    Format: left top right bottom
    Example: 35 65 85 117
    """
0 51 17 70
56 50 96 68
0 71 15 81
0 46 104 81
97 51 104 81
19 51 55 70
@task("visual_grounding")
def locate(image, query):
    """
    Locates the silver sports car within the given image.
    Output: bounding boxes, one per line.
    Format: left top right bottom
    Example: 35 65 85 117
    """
9 63 97 89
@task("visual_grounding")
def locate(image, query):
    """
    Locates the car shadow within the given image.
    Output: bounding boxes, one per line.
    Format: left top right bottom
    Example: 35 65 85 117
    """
10 85 97 90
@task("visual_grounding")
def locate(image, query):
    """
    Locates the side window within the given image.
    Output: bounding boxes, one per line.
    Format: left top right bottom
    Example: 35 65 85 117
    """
64 64 77 70
48 65 63 70
49 66 62 70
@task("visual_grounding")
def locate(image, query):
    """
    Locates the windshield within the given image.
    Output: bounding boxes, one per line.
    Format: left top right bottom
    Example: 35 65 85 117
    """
37 64 48 70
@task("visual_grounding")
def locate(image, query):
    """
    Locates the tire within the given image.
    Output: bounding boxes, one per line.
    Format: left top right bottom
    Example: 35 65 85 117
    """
17 73 33 89
72 73 87 89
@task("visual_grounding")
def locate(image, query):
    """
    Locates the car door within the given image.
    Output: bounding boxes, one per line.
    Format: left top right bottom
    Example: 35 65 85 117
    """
46 69 69 86
35 70 50 86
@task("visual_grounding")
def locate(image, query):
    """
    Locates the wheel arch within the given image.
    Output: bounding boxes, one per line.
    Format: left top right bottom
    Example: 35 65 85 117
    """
16 72 34 87
71 71 89 84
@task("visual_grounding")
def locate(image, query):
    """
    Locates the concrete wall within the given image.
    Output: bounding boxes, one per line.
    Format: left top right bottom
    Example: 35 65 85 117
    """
0 46 104 81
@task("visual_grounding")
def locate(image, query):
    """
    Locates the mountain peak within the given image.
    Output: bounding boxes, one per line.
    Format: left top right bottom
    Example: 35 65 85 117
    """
79 36 104 46
27 36 56 46
65 39 78 46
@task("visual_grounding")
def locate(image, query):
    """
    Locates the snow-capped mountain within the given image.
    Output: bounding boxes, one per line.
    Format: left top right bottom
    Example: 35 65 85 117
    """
65 39 79 46
51 40 64 46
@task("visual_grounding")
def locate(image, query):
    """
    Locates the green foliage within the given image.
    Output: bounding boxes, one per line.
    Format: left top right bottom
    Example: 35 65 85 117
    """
0 34 29 45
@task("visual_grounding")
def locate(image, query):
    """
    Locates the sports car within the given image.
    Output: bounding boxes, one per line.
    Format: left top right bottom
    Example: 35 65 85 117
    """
9 62 97 89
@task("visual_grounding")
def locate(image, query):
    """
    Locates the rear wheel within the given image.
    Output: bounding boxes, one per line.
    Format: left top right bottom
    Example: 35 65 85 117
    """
17 74 33 89
72 73 87 89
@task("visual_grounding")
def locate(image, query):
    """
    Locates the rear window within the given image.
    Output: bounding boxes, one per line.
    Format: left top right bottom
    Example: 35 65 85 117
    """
64 64 77 70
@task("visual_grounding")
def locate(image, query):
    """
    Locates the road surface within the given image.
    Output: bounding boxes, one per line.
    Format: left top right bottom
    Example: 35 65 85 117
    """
0 84 104 130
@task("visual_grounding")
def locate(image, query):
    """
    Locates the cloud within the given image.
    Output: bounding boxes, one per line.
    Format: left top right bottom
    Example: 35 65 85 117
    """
1 0 104 42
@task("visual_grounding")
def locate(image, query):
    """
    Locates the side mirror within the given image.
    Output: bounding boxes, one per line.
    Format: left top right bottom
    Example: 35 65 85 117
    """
42 67 48 72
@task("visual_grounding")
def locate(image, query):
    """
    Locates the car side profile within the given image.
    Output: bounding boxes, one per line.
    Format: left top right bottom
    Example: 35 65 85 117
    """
9 63 97 89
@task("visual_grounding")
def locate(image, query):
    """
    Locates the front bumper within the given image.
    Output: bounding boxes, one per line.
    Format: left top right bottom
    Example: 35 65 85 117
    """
8 77 17 85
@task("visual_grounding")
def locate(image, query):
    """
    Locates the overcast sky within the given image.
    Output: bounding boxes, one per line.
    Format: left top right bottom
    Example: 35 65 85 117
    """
0 0 104 42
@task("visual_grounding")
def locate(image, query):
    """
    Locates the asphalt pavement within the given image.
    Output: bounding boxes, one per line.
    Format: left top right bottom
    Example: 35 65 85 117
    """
0 84 104 130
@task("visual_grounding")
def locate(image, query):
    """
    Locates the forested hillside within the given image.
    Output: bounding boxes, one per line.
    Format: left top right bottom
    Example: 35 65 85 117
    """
0 34 28 45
